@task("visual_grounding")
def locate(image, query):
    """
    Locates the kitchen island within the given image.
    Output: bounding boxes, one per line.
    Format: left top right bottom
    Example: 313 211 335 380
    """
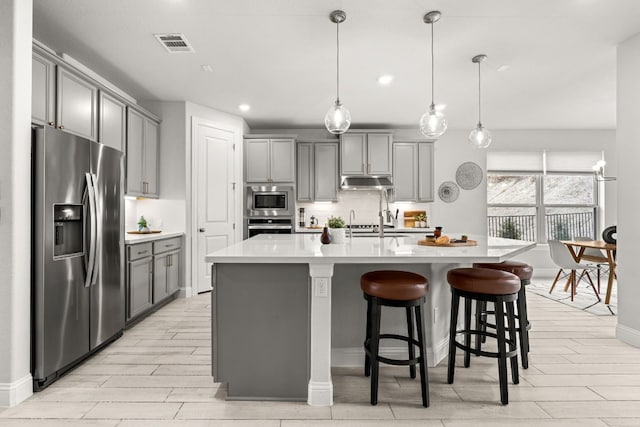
205 234 535 406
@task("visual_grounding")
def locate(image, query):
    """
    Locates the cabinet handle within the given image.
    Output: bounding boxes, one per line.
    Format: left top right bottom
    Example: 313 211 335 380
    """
58 125 64 130
165 244 174 248
362 163 365 172
368 163 371 172
137 250 149 255
199 228 205 233
143 182 148 194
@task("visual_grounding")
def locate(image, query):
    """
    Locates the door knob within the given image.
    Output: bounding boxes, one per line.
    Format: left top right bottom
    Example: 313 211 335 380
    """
199 228 205 232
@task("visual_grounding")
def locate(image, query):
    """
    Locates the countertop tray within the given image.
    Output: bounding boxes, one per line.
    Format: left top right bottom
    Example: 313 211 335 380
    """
127 230 162 234
418 239 477 247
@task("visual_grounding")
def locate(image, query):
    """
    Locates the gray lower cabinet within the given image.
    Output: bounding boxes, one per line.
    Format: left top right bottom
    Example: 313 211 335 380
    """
127 243 153 320
126 236 182 323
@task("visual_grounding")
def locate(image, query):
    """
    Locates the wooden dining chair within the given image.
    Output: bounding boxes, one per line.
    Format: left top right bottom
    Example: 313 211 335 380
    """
547 239 600 302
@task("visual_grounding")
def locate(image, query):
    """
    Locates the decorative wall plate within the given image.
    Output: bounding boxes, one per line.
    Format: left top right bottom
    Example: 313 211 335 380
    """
438 181 460 203
455 161 483 190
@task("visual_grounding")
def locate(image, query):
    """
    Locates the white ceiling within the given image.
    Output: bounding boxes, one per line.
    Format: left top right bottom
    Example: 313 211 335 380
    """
33 0 640 130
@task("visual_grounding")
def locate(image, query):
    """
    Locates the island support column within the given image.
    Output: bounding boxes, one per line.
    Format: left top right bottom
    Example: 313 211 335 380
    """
308 263 334 406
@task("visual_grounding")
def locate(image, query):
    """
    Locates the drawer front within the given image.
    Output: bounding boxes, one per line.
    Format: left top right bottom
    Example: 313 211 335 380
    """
127 242 153 261
153 237 182 254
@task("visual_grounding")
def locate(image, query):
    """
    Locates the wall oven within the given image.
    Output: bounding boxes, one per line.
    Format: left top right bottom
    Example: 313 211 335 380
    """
246 185 294 217
247 217 293 238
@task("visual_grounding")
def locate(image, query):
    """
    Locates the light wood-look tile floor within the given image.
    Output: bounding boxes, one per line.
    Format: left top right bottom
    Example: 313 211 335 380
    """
2 290 640 426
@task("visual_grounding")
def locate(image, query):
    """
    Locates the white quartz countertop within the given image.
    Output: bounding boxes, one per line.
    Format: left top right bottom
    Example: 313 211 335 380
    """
295 226 433 234
205 234 536 264
125 231 185 244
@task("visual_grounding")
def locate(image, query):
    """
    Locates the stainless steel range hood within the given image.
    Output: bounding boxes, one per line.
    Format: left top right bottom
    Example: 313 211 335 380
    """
341 176 393 190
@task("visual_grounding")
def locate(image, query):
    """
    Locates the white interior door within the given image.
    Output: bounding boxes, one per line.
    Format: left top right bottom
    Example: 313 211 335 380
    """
195 121 237 294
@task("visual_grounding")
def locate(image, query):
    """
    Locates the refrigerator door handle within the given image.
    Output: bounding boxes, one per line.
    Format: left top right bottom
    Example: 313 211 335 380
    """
84 172 98 288
90 173 99 286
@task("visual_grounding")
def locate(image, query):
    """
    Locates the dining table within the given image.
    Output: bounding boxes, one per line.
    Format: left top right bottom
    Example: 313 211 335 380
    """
561 240 617 305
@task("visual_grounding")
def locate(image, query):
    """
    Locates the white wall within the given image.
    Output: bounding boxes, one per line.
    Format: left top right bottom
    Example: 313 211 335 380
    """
0 0 33 407
615 32 640 347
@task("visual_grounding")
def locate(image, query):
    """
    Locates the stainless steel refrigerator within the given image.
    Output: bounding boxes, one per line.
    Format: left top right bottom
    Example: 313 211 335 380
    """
32 127 125 390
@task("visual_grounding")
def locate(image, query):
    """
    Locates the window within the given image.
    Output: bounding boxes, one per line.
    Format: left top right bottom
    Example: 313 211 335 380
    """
487 172 597 243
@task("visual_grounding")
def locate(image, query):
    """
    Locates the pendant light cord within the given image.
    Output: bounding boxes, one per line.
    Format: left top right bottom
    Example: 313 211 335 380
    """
430 22 435 108
336 21 340 104
477 60 482 126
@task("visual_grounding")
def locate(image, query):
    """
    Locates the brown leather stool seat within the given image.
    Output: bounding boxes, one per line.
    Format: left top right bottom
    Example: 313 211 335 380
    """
473 261 533 281
472 261 534 369
361 270 428 300
361 270 430 408
446 267 521 405
447 268 521 295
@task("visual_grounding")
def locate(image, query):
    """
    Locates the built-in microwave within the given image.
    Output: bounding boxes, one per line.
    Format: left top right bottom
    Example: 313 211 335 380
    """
246 185 294 217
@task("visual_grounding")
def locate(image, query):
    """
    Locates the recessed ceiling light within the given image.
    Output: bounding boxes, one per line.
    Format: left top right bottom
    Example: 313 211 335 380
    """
238 104 251 112
497 64 511 72
377 75 394 85
201 64 213 72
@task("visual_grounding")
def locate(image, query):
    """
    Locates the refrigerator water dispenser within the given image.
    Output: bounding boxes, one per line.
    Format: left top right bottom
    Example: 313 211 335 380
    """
53 204 83 258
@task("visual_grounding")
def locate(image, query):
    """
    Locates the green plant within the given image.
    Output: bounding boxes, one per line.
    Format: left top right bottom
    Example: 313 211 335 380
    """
414 213 426 222
499 219 522 240
137 216 148 228
327 216 345 228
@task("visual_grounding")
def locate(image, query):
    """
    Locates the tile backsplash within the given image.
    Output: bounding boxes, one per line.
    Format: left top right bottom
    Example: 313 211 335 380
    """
125 198 186 232
296 190 432 229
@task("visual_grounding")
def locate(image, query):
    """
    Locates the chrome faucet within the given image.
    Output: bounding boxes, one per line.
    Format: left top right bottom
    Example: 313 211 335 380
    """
349 209 356 239
378 189 391 238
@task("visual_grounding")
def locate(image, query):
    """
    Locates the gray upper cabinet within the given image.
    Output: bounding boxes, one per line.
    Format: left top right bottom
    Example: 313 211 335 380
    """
297 141 339 202
417 142 435 202
126 108 159 198
32 51 56 127
296 142 313 202
245 136 295 183
56 67 98 141
340 133 366 175
99 91 126 152
392 141 434 202
340 132 392 176
314 143 339 202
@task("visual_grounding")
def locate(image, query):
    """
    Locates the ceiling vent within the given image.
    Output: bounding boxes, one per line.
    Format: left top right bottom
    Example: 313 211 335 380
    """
154 33 194 53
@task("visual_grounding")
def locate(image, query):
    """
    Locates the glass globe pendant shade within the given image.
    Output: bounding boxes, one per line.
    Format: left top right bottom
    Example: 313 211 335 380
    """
468 124 492 148
419 105 447 138
324 101 351 134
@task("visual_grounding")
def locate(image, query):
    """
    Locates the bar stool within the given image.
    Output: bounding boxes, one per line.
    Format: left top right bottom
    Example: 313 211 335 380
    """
472 261 533 368
361 270 429 407
447 267 520 405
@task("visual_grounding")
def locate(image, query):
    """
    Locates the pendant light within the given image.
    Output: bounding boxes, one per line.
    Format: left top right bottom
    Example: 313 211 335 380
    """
420 11 447 138
468 54 492 148
325 10 351 134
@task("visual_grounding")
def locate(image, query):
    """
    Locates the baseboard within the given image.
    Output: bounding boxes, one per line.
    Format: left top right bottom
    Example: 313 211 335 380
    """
332 342 448 369
616 323 640 348
532 268 558 279
0 373 32 408
178 286 193 298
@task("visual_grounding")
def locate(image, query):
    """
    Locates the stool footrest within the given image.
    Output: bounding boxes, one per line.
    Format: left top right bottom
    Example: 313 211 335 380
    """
454 328 518 359
364 334 423 366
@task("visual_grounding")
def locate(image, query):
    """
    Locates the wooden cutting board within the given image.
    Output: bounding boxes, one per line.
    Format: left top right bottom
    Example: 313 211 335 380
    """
417 239 477 247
